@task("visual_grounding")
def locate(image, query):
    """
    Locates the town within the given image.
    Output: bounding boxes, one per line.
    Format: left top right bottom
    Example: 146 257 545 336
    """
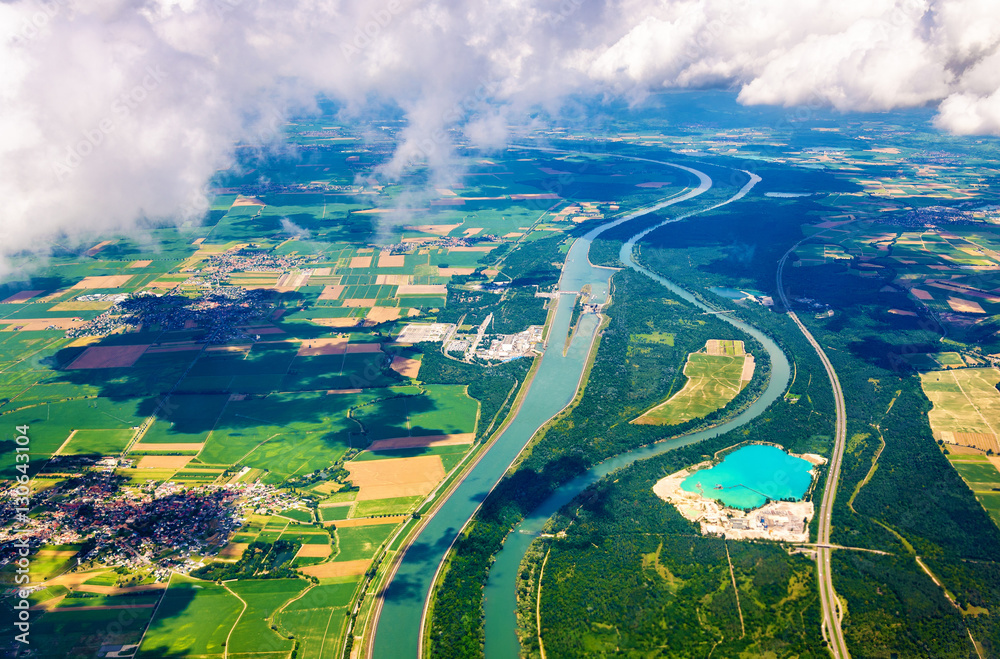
0 472 305 588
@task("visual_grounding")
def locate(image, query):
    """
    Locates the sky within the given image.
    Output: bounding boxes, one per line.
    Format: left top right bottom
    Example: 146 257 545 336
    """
1 0 1000 271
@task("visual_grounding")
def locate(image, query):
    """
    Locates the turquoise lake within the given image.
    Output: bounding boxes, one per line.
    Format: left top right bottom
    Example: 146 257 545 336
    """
680 444 814 509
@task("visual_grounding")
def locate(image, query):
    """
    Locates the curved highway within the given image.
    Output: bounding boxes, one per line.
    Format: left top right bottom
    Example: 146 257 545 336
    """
777 247 850 658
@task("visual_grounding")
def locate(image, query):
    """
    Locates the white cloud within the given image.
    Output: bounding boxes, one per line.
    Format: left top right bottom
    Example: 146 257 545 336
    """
1 0 1000 271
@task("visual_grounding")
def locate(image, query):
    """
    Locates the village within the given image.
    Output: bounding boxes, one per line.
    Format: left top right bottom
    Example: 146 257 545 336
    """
0 472 304 586
67 286 276 343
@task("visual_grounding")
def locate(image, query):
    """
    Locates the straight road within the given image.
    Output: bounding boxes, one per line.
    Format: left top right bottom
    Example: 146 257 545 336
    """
777 248 850 659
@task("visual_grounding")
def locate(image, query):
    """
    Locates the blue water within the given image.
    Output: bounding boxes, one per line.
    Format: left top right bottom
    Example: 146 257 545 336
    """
708 287 765 301
482 171 791 658
681 444 813 509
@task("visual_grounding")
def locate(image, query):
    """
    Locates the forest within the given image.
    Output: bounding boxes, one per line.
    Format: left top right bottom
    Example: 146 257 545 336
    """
519 464 826 658
632 198 1000 656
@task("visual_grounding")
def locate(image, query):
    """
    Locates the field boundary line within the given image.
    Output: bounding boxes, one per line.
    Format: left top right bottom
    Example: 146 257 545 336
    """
133 572 172 654
536 547 550 659
915 556 984 659
724 541 745 639
222 582 249 659
950 370 998 437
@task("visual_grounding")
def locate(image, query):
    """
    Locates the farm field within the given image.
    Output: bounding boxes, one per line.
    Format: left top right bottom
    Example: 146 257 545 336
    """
633 339 753 425
141 579 243 656
226 579 310 654
920 367 1000 453
25 604 156 658
1 134 690 656
334 524 397 562
947 454 1000 529
275 577 361 659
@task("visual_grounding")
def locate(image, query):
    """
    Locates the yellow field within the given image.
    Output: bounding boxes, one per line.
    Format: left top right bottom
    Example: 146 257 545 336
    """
634 340 753 426
345 455 445 500
920 368 1000 453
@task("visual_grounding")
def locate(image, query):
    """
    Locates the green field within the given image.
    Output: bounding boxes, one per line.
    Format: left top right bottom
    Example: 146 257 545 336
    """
903 351 966 371
197 390 381 480
227 579 309 654
7 545 81 584
59 428 136 455
334 525 397 562
951 461 1000 486
141 579 243 656
353 444 469 472
29 606 155 657
979 493 1000 527
351 385 479 441
276 577 361 659
321 490 359 504
320 505 352 522
947 456 1000 529
298 533 332 545
82 570 119 586
633 341 750 426
630 332 675 346
0 397 147 472
279 507 314 523
351 495 423 517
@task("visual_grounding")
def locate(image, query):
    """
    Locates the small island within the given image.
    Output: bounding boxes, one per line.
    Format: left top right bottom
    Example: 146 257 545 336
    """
652 444 826 543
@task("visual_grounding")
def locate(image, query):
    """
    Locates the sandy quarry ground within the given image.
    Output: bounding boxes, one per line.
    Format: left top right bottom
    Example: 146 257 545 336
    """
652 456 823 543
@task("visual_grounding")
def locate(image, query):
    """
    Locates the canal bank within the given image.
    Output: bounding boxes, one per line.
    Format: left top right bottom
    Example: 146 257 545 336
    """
481 170 793 658
369 159 714 659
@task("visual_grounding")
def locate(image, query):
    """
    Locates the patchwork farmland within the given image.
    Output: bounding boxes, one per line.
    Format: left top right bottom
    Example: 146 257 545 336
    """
0 136 692 656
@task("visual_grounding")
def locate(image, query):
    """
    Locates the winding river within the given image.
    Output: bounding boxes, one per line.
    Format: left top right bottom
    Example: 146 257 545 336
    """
482 166 792 657
371 158 790 659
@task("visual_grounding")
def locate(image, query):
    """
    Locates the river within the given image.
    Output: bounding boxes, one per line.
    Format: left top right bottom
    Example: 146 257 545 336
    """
371 159 786 659
481 170 792 658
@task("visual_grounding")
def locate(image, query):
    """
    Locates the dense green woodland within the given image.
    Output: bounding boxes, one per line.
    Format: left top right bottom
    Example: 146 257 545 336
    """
512 288 837 657
525 483 824 657
635 199 1000 657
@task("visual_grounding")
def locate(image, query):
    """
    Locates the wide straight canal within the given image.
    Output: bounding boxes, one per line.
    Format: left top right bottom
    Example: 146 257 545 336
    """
481 170 792 658
371 159 783 659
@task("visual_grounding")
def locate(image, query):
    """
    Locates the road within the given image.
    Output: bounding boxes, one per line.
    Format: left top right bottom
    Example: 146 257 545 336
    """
777 248 851 659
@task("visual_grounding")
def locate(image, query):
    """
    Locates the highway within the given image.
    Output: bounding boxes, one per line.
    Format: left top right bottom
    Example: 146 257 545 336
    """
777 248 851 659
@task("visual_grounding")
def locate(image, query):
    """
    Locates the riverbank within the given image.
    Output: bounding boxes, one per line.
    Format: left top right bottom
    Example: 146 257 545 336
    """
370 152 715 659
476 166 793 658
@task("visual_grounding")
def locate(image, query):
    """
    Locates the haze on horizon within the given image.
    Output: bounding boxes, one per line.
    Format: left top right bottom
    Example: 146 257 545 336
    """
1 0 999 271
